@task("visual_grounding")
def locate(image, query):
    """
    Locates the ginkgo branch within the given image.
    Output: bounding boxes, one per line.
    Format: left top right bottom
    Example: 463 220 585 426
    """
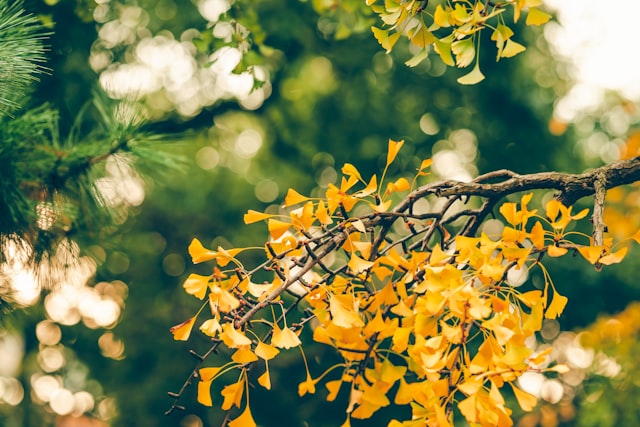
592 171 607 271
404 156 640 206
169 144 640 426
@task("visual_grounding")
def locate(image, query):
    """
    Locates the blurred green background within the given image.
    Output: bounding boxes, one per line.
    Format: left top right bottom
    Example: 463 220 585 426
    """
2 1 640 426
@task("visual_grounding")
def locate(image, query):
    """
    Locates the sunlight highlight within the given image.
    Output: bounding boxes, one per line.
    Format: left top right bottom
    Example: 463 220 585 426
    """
544 0 640 119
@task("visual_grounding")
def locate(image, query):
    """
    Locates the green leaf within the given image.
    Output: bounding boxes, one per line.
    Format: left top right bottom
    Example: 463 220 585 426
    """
452 38 475 68
371 26 401 53
434 38 455 66
526 7 552 26
501 39 526 58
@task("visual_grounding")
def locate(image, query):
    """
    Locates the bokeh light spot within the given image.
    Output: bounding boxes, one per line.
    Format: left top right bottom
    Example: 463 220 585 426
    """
163 253 186 277
255 180 279 203
50 388 75 415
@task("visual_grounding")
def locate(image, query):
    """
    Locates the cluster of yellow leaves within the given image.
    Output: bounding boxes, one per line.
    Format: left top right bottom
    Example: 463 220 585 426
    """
367 0 551 84
171 140 632 426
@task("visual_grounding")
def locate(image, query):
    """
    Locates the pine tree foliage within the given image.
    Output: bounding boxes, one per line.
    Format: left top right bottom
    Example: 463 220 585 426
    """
0 0 47 116
0 2 176 294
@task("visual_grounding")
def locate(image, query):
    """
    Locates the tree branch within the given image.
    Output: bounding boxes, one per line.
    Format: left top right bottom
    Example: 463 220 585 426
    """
592 171 607 271
394 156 640 213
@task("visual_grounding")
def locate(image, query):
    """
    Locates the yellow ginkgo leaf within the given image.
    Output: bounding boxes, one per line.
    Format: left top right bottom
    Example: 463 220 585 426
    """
354 174 377 198
247 280 274 299
510 383 538 411
523 300 544 332
221 379 245 411
457 376 484 395
491 24 514 42
210 285 240 313
493 325 515 346
183 273 210 300
529 221 545 249
170 316 197 341
214 246 244 267
516 290 542 307
526 7 551 26
452 3 470 23
499 202 518 226
199 366 224 381
352 241 372 260
348 253 374 274
271 324 301 349
266 235 299 258
385 177 410 194
315 199 332 225
267 218 291 240
220 323 252 349
232 348 259 364
342 163 362 181
433 4 452 28
200 318 222 337
255 341 280 360
457 61 485 85
326 379 342 402
409 25 435 48
228 405 256 427
434 402 452 427
371 27 401 53
243 209 274 224
577 246 603 264
258 368 271 390
394 377 414 405
298 373 317 397
457 394 478 423
545 199 561 222
330 294 364 328
545 291 568 319
391 326 411 353
373 199 392 212
290 201 315 231
197 379 213 406
599 246 628 265
547 244 567 257
386 139 405 166
501 39 526 58
572 207 589 221
188 238 217 263
284 188 309 206
417 158 433 175
350 219 367 233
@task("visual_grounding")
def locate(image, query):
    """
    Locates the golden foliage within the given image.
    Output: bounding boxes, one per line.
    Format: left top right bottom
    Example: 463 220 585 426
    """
170 141 635 425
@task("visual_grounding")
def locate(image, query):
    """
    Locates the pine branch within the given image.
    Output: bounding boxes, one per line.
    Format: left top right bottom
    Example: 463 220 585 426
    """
0 94 181 273
0 0 48 116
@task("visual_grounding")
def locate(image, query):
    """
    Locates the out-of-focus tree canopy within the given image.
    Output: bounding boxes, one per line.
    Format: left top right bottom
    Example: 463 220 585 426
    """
1 1 640 426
